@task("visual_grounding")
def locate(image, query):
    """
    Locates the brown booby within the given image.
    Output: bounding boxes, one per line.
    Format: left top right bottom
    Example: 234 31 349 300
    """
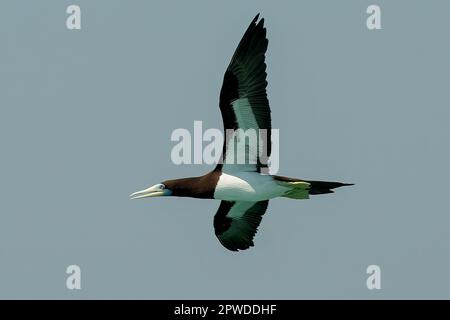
130 14 353 251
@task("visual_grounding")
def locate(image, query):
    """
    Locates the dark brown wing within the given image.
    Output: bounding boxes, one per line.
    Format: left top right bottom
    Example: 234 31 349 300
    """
213 200 269 251
217 15 271 173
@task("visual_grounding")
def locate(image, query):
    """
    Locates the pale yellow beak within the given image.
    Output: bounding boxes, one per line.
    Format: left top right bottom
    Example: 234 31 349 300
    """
129 184 170 200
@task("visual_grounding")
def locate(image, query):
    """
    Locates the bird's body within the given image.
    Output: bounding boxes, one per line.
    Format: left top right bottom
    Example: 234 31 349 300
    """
214 172 290 202
131 14 353 251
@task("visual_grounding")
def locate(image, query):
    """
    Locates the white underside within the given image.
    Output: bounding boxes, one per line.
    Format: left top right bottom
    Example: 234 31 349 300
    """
213 172 291 201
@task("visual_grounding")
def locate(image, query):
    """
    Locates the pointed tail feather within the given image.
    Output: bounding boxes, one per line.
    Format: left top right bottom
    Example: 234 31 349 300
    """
274 175 353 197
304 180 354 195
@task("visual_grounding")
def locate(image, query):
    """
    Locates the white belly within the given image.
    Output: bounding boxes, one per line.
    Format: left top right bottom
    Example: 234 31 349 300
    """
213 172 290 201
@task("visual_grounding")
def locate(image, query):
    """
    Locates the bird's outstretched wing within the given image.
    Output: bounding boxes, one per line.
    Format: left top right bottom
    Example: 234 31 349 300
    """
213 200 269 251
217 14 271 173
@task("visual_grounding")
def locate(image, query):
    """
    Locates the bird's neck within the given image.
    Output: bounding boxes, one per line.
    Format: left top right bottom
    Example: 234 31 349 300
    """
165 172 220 199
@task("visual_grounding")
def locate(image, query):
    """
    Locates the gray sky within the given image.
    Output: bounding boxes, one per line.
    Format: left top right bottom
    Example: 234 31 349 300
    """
1 0 449 299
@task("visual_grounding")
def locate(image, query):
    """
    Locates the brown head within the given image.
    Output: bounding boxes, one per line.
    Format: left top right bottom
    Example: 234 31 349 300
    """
129 172 219 200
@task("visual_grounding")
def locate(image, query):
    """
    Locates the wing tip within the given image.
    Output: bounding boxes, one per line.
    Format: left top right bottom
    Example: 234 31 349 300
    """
253 13 265 27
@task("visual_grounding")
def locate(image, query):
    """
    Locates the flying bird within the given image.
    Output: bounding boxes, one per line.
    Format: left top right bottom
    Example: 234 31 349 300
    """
130 15 353 251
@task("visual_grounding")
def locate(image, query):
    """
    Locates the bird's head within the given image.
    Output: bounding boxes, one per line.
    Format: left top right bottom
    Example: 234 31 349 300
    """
129 182 173 200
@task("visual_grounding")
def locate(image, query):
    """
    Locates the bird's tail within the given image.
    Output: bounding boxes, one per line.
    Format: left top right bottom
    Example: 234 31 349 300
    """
304 180 354 195
274 175 353 199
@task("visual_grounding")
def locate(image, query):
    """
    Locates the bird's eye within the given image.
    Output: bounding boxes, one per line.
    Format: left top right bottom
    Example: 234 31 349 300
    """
160 184 165 189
